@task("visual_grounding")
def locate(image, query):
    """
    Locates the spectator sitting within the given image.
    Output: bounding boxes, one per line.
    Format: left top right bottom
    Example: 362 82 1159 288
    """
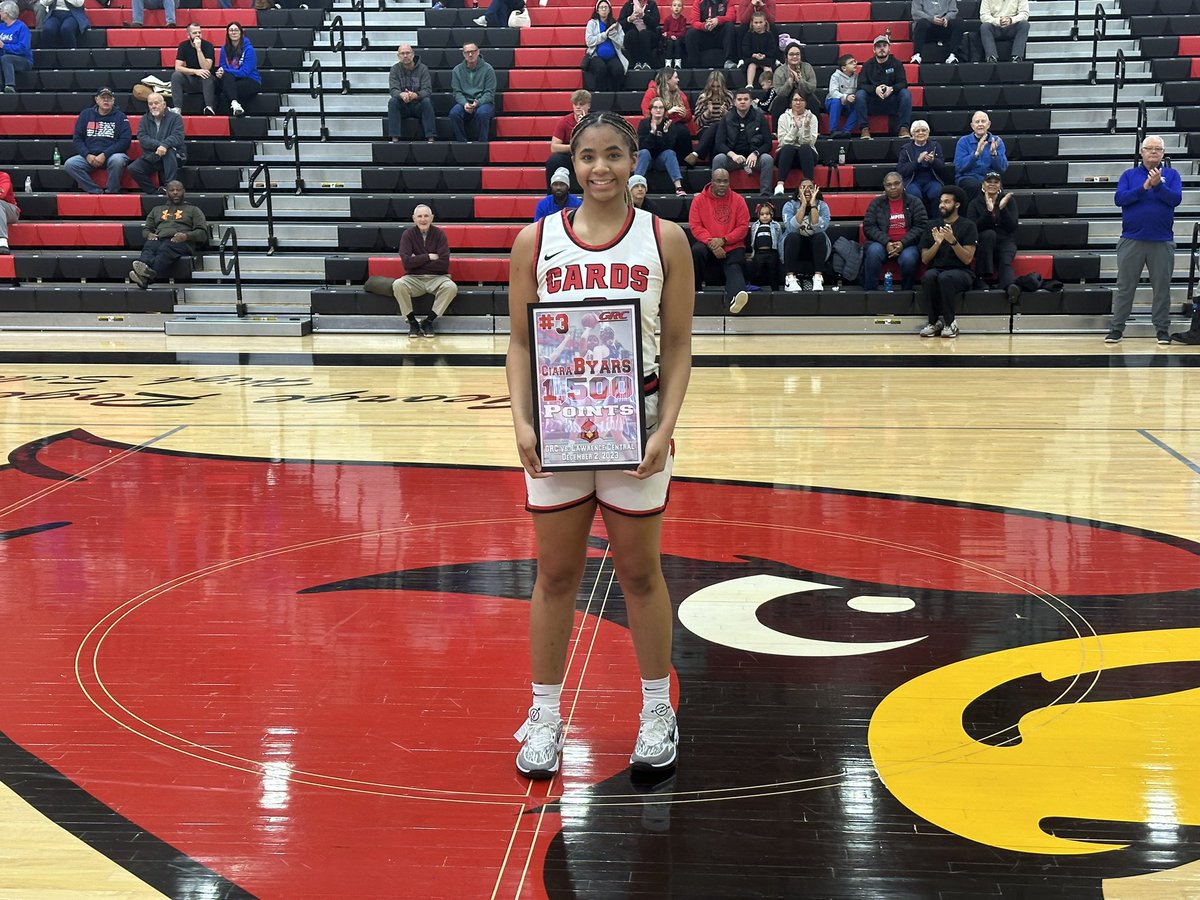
129 92 185 194
855 35 913 139
37 0 88 49
388 43 436 143
618 0 660 72
545 89 591 189
65 87 131 195
128 180 207 289
660 0 686 68
713 87 774 197
689 68 733 164
0 2 33 94
897 119 943 216
534 167 582 221
641 67 694 164
862 170 927 291
752 66 775 116
0 168 18 254
953 110 1007 200
781 179 831 292
628 173 663 217
740 12 777 90
582 1 627 93
688 167 750 313
130 0 174 28
980 0 1029 62
737 0 774 26
170 22 217 116
773 90 817 196
449 42 497 144
966 170 1017 290
637 97 687 196
393 203 458 338
746 200 783 290
474 0 524 28
686 0 737 71
770 41 816 122
910 0 963 65
215 22 260 117
826 54 859 137
918 184 977 338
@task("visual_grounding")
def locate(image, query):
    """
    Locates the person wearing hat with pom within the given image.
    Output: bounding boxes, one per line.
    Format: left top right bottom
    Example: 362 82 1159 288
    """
534 167 583 221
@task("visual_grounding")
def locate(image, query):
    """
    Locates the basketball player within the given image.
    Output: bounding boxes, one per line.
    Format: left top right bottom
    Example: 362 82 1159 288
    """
506 111 695 780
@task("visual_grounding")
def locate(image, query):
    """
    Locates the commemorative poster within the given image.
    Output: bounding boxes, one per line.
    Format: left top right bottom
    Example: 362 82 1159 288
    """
527 299 647 471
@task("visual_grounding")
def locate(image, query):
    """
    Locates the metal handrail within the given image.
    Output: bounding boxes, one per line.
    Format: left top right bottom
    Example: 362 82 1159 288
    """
1087 3 1106 85
218 227 247 318
1189 222 1199 309
1107 48 1125 133
1135 99 1148 163
329 16 351 94
248 162 279 256
1070 0 1081 40
308 59 330 141
350 0 371 48
282 108 304 195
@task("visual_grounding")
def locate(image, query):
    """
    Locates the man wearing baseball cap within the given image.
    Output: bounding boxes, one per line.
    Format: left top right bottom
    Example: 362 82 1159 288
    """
534 167 582 222
966 170 1018 293
854 35 913 140
64 87 131 194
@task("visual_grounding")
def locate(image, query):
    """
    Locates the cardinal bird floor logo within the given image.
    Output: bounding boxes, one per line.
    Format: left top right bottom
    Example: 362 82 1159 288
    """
1 429 1198 898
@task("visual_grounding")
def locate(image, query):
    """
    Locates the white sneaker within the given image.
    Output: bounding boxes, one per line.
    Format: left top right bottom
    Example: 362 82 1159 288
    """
630 705 679 773
945 53 959 64
919 319 943 337
230 100 244 116
514 708 565 779
729 290 749 314
784 274 801 293
169 107 182 116
811 272 824 292
773 181 784 195
910 52 922 64
539 0 547 5
472 14 487 24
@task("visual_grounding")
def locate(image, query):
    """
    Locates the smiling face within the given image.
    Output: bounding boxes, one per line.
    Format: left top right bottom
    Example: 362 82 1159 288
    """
786 46 802 66
911 122 930 145
790 93 806 114
971 111 991 138
570 121 634 203
1140 138 1165 169
411 205 433 230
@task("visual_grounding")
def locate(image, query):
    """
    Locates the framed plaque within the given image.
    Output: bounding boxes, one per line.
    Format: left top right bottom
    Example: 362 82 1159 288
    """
527 299 647 472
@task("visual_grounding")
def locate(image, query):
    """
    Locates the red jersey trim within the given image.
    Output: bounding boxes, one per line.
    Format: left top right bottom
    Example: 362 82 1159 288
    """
562 205 636 253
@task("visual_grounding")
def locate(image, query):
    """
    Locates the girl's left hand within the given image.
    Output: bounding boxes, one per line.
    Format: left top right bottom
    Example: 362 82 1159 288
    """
629 430 671 479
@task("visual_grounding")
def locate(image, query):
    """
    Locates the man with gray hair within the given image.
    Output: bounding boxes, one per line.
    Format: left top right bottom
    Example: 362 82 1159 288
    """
387 43 435 143
128 91 185 194
1106 135 1182 345
394 204 458 338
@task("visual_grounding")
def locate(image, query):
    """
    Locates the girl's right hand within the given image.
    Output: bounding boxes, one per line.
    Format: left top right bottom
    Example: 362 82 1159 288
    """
516 423 549 478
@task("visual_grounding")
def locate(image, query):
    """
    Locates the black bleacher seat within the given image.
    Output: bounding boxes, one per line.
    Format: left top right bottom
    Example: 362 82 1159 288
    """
1130 15 1200 36
1163 82 1200 105
418 26 521 48
1138 36 1179 57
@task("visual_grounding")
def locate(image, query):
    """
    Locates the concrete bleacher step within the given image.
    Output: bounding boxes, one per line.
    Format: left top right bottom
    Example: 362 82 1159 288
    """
180 286 316 307
272 116 383 138
1087 220 1200 243
258 141 375 162
212 224 342 247
1030 38 1138 58
194 254 327 283
1043 83 1161 104
1037 0 1120 14
1052 107 1174 130
1035 60 1151 81
1069 159 1200 179
228 196 352 216
165 314 313 336
307 50 399 68
1077 188 1200 210
1058 134 1184 156
241 168 364 189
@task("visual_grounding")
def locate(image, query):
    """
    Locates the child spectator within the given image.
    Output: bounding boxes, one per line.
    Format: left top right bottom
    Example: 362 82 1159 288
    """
746 200 783 290
740 11 777 90
660 0 687 68
826 54 859 137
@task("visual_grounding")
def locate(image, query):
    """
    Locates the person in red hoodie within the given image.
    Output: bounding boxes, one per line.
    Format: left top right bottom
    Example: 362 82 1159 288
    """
685 0 736 71
688 167 750 313
0 170 19 255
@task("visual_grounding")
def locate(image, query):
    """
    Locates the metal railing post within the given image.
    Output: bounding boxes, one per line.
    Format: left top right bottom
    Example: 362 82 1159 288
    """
282 108 304 195
248 162 279 256
218 227 246 318
1087 4 1106 85
1108 49 1125 133
308 59 330 141
329 16 350 94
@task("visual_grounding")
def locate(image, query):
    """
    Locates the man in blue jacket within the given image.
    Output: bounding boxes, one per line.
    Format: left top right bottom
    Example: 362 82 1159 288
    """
1106 135 1183 345
534 167 582 222
64 87 131 194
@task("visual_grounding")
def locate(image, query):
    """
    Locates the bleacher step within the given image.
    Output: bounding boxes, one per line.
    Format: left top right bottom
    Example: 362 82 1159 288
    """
1069 159 1199 180
1078 189 1200 211
228 196 351 214
1034 60 1150 82
273 117 388 138
1029 38 1138 58
1043 84 1161 104
1052 107 1174 130
307 50 401 68
241 168 363 189
258 142 374 162
181 286 317 306
1058 134 1184 156
166 315 314 336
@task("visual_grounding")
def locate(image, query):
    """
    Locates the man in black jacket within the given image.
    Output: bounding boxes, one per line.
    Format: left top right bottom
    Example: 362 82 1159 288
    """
711 88 774 196
862 171 927 290
966 170 1018 291
854 35 913 140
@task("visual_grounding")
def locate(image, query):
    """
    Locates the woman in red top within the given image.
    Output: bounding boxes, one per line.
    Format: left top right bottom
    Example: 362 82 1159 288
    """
639 66 694 162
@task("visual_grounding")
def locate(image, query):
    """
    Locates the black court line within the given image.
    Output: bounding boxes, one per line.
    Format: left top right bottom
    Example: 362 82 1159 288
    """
0 351 1197 369
1138 429 1200 475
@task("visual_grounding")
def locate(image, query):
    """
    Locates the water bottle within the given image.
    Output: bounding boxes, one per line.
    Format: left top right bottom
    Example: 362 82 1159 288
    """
884 271 894 292
837 146 846 166
52 147 61 166
24 177 32 193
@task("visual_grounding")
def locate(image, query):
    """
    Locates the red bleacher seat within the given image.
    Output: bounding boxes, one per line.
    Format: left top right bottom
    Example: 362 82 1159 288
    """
8 223 126 247
0 257 15 280
57 195 144 217
0 115 76 136
838 21 909 42
438 224 523 249
482 168 548 191
823 193 874 217
842 41 914 62
475 195 538 219
508 70 583 91
496 116 564 139
1179 35 1200 55
488 141 545 165
777 2 871 21
514 48 584 68
1013 256 1053 279
106 26 225 47
503 94 573 114
369 257 510 283
1192 58 1200 77
526 7 591 26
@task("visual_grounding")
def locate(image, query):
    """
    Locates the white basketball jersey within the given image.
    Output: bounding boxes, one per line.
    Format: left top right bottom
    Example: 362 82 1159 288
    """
535 206 665 377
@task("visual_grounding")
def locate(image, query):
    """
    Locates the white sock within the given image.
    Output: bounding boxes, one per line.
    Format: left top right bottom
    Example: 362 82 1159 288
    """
640 675 672 716
530 681 563 721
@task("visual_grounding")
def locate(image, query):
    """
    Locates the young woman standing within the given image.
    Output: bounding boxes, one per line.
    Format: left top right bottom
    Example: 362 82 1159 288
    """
505 111 694 780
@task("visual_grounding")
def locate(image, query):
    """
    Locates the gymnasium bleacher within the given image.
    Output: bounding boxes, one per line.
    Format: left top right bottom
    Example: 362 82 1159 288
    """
1 0 1195 336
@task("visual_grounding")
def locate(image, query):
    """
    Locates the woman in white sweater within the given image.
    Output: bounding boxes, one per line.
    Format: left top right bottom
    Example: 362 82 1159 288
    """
773 90 819 195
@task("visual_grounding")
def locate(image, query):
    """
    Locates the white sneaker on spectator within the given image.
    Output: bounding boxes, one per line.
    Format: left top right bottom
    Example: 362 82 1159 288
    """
811 273 824 292
723 60 738 69
910 52 922 64
729 291 749 314
773 181 784 195
784 274 801 293
945 53 959 64
170 107 182 116
230 100 244 116
472 14 486 24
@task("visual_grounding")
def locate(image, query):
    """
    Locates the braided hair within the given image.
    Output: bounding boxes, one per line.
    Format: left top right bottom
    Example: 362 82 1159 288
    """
569 112 640 206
